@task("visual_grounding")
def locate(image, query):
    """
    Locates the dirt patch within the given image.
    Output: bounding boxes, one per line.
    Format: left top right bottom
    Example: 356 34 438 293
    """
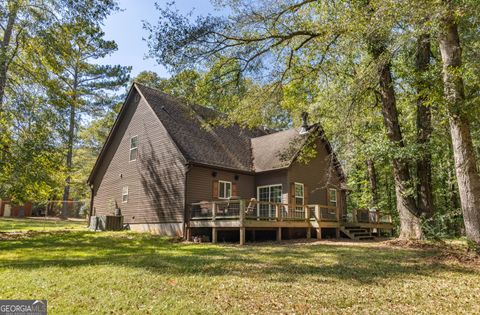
383 239 480 267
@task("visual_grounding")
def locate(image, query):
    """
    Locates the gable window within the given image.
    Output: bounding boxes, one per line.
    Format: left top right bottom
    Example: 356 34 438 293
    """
329 188 337 207
129 136 138 161
219 181 232 199
295 183 304 210
122 186 129 203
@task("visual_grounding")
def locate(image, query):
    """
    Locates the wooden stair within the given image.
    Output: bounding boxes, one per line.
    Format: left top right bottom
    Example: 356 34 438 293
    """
340 226 374 240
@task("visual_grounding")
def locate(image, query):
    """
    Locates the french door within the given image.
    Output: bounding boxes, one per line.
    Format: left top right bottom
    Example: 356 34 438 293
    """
257 185 282 218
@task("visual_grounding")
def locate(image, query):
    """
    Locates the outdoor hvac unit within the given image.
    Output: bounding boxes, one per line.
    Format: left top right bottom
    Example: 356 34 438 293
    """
89 215 123 231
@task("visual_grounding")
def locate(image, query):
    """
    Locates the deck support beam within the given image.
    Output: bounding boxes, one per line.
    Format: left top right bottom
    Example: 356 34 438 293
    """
277 227 282 241
186 227 192 241
316 228 322 240
212 227 217 243
335 227 340 239
306 228 311 239
239 227 245 245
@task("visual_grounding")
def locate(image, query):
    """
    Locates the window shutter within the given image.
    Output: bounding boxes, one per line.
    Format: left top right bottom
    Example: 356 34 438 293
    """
304 185 309 205
212 180 219 199
289 182 295 206
232 183 238 198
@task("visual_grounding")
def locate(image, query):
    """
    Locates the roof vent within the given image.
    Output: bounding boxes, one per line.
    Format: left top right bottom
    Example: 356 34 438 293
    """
299 112 312 135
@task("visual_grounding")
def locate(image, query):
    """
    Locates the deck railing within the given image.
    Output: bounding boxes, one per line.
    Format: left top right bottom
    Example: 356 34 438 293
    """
352 208 393 224
189 199 340 223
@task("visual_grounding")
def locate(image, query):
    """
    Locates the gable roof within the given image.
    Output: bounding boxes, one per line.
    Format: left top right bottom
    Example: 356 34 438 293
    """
135 84 266 172
88 84 346 184
251 128 309 172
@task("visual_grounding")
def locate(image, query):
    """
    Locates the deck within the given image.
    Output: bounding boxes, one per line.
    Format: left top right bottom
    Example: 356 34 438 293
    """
186 200 393 244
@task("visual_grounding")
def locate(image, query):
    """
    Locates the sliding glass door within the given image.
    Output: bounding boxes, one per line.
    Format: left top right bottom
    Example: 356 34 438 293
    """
257 185 282 218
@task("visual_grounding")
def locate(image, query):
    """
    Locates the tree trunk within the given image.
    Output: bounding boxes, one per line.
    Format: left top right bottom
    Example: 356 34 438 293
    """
366 159 379 208
61 68 79 218
0 1 19 111
368 41 423 239
61 102 75 218
439 11 480 247
415 33 434 218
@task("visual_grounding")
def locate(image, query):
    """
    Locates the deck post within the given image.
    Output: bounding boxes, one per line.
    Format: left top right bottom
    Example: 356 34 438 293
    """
305 205 309 221
316 228 322 240
335 227 340 239
212 227 217 243
239 200 245 223
275 204 281 221
276 227 282 241
186 227 192 241
212 202 216 221
239 227 245 245
315 205 320 221
306 228 311 239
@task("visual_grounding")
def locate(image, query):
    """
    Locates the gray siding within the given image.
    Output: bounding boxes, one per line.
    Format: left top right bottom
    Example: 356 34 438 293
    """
186 166 255 203
92 89 187 227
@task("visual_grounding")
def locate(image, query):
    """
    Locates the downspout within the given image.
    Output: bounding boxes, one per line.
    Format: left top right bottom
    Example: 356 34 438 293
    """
183 164 191 240
88 184 94 227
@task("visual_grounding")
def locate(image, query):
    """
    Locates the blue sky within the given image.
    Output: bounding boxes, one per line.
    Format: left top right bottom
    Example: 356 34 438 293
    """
99 0 217 78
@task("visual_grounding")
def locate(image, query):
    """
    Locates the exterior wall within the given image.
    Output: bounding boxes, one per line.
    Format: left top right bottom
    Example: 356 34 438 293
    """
288 139 346 216
186 166 255 203
92 89 187 230
129 223 184 237
254 169 289 203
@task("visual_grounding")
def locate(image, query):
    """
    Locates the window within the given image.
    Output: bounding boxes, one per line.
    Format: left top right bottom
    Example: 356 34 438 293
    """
129 136 138 161
294 183 304 205
329 188 337 207
122 186 129 203
219 181 232 199
257 184 282 217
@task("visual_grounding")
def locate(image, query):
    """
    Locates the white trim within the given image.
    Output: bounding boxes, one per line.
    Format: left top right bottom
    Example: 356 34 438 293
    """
129 135 139 162
218 180 232 199
122 186 129 203
256 184 283 217
328 188 337 206
294 182 304 209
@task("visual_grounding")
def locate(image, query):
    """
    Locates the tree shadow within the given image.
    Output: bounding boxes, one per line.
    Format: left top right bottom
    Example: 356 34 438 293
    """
1 231 477 285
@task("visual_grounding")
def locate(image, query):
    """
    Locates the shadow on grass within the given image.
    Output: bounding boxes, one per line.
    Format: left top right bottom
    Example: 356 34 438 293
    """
0 231 477 284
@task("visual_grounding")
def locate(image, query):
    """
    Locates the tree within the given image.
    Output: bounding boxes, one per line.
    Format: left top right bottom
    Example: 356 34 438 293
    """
437 1 480 248
38 19 130 217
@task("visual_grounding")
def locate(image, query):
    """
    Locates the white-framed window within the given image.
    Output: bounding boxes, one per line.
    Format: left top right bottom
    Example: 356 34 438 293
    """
122 186 129 203
257 184 282 217
129 135 138 161
218 181 232 199
295 183 304 210
329 188 337 206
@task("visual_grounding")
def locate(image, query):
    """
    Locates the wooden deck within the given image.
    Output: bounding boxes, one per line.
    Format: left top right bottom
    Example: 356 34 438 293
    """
186 200 394 244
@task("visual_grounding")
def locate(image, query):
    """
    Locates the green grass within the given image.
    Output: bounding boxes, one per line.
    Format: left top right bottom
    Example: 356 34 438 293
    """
0 217 86 232
0 230 479 314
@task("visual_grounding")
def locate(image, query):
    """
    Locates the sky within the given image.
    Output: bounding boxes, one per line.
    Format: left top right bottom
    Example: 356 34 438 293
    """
99 0 218 79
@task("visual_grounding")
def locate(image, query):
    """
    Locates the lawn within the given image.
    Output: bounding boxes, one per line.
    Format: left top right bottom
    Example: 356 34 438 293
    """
0 229 479 314
0 217 86 232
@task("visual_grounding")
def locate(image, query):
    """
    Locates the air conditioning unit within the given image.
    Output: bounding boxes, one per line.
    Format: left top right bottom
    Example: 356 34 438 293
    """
89 215 123 231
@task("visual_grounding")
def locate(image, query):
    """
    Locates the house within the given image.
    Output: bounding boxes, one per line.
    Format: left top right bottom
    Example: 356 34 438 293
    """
88 83 392 243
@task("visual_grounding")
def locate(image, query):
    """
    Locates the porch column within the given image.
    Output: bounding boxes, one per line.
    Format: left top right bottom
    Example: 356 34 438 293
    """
212 227 217 243
316 228 322 240
276 227 282 241
239 227 245 245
